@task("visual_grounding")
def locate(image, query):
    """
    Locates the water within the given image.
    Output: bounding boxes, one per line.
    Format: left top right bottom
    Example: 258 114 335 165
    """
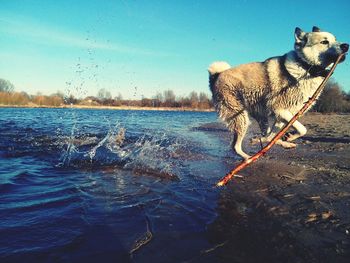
0 108 235 262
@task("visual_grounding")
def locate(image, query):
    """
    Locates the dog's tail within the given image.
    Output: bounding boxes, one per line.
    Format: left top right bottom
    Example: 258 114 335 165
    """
208 61 231 75
208 61 231 91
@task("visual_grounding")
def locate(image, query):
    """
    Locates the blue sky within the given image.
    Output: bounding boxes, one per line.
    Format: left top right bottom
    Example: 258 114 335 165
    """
0 0 349 99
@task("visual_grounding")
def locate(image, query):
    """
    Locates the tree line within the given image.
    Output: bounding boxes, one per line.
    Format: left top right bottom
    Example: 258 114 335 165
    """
92 89 213 109
1 78 350 112
0 79 213 109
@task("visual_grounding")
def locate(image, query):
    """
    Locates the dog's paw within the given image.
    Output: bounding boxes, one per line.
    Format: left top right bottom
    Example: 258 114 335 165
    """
250 137 268 145
250 137 261 145
279 140 297 149
283 132 292 141
284 132 301 142
243 154 252 161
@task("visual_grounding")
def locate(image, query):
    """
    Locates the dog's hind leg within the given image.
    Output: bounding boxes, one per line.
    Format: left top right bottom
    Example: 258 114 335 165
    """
214 85 250 159
250 116 273 144
226 110 251 160
250 116 272 145
257 116 270 137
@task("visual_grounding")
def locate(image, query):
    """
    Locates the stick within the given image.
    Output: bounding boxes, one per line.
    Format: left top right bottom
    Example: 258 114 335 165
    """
216 53 345 187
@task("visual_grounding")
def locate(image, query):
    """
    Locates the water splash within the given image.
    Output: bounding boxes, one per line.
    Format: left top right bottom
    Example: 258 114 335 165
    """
123 133 179 178
59 119 78 166
85 124 126 162
58 121 182 180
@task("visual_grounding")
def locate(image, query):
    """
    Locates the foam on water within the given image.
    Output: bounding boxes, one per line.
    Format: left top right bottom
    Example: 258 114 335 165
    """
57 118 184 181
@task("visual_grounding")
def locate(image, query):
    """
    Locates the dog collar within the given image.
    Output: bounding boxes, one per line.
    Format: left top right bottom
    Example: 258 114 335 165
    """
296 57 330 78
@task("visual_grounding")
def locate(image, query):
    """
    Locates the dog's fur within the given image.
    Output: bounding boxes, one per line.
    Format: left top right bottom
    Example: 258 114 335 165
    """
209 27 348 160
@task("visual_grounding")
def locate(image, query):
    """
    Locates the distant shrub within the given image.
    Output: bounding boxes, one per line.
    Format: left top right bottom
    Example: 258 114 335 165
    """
0 92 29 105
314 80 350 113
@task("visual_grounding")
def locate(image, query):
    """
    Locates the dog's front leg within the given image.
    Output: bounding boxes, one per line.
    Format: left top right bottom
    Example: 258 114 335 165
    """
277 109 307 142
251 120 296 148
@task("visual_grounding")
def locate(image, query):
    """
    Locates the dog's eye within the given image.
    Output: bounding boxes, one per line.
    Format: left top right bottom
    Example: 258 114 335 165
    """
320 40 329 45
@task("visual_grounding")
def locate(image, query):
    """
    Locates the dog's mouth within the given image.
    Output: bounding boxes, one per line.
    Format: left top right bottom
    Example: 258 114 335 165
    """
325 54 347 70
332 53 347 65
323 52 347 68
339 54 347 63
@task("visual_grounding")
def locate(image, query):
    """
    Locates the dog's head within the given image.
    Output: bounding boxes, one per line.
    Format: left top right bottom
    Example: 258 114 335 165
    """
294 26 348 68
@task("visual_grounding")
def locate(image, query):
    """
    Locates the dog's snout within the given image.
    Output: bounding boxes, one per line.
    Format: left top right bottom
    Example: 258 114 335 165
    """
340 43 349 52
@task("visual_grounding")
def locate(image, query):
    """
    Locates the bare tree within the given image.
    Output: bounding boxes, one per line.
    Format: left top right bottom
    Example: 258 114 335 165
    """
163 90 176 107
189 91 199 108
199 92 211 109
0 79 15 93
97 88 112 105
152 92 163 107
97 88 112 101
115 92 123 101
65 94 78 105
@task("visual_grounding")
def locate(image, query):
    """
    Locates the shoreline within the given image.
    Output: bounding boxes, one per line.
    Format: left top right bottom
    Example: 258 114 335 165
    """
0 104 215 112
199 114 350 262
2 104 350 116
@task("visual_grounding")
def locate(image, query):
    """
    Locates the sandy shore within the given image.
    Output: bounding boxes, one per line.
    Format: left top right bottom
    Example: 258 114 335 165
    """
0 104 214 112
197 113 350 262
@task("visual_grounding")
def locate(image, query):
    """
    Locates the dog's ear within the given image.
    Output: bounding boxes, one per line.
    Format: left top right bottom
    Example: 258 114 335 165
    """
312 26 321 32
294 27 306 43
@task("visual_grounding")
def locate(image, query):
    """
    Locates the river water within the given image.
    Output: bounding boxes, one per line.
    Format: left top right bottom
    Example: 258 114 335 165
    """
0 108 237 262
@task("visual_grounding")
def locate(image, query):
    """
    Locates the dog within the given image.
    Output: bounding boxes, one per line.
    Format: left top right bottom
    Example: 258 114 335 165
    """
208 26 348 160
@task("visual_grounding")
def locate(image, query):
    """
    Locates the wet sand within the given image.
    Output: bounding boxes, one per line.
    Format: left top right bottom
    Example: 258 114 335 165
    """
198 113 350 263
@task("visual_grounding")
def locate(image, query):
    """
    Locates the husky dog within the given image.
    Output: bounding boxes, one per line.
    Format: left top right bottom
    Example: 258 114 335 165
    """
208 27 348 160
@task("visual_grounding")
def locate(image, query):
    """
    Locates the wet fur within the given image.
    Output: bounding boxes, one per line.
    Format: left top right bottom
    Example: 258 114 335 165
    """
209 27 348 160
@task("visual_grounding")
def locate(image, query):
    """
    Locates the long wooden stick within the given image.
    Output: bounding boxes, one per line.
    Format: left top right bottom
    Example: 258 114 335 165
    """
217 53 345 187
